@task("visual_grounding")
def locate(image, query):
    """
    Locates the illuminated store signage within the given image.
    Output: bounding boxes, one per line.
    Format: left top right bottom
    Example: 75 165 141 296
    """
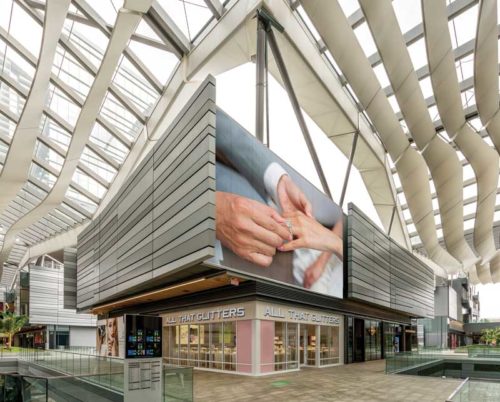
263 306 340 325
164 307 245 324
162 302 342 327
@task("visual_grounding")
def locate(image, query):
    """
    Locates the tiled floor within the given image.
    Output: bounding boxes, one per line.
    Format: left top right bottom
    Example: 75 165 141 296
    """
193 360 462 402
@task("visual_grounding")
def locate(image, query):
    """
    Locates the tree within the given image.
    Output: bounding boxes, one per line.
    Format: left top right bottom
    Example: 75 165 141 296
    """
0 312 28 349
480 328 500 346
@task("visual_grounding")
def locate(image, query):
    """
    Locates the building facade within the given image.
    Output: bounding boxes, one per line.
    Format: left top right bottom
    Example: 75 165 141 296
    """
418 277 480 349
74 80 435 375
9 253 96 349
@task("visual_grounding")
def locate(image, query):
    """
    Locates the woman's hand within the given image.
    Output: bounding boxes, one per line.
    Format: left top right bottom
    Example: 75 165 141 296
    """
216 192 291 267
303 258 327 288
278 211 342 258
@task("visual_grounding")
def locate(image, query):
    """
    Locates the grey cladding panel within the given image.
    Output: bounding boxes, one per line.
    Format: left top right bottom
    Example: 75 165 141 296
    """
76 77 217 310
63 247 77 310
347 203 434 318
30 265 96 327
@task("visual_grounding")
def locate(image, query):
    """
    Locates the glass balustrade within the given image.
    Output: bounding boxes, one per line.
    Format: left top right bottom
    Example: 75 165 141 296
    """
0 348 194 401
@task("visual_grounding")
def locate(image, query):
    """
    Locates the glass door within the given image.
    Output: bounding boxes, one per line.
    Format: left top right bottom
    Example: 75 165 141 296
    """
299 326 306 366
299 325 317 366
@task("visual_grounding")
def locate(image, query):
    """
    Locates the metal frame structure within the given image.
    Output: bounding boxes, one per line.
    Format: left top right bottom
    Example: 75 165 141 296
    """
1 0 499 286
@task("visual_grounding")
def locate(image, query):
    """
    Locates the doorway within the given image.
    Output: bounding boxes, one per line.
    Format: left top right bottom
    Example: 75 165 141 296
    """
299 324 317 366
353 318 365 362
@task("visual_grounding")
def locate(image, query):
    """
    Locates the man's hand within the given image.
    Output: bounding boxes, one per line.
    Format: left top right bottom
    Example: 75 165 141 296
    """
277 175 313 216
216 192 291 267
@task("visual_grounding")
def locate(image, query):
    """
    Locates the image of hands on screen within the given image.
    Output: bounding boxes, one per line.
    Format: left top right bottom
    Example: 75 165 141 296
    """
214 109 344 298
216 191 292 268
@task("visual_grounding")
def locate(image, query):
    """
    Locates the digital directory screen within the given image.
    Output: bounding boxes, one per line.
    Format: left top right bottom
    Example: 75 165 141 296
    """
125 315 162 359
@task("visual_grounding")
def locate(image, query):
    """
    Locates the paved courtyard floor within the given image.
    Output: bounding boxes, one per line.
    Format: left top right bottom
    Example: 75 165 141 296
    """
193 360 462 402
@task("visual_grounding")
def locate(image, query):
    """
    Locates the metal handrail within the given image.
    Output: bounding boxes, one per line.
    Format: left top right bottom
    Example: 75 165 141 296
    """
446 377 470 402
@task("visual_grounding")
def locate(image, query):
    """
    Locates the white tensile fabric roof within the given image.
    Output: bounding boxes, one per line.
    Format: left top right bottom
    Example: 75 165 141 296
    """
0 0 498 288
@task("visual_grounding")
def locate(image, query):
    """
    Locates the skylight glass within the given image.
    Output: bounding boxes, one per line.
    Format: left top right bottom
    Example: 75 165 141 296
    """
34 141 64 173
407 38 428 71
29 163 56 188
463 201 477 217
72 168 106 199
419 76 433 99
66 187 97 214
373 63 390 89
62 20 108 69
455 53 474 81
392 0 422 34
128 39 178 85
0 44 33 95
89 122 128 164
112 56 158 115
448 5 478 49
47 84 81 126
337 0 360 19
0 114 16 139
9 2 42 57
84 0 120 26
0 83 25 117
53 46 93 98
354 22 378 58
81 146 116 183
100 92 142 141
157 0 212 42
40 117 71 152
0 142 8 165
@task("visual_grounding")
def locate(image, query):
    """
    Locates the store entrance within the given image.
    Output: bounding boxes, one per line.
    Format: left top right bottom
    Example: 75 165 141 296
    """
353 318 365 362
299 324 317 366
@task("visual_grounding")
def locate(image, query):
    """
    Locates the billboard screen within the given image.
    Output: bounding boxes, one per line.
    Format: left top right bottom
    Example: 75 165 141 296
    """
211 110 344 298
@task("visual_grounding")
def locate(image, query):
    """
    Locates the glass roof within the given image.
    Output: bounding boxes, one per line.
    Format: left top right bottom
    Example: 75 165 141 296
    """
323 0 498 251
0 0 499 278
0 0 200 267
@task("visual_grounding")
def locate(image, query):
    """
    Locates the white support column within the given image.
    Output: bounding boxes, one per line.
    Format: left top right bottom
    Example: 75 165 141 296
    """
253 319 261 375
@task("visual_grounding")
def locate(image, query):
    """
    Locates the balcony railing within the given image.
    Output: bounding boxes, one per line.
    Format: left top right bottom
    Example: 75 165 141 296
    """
447 378 500 402
8 348 193 401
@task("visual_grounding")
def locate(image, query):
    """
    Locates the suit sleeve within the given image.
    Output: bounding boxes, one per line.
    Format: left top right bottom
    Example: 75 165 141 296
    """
216 107 342 227
216 108 287 204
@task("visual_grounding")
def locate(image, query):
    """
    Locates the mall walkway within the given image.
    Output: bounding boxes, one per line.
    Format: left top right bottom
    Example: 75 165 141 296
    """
193 360 461 402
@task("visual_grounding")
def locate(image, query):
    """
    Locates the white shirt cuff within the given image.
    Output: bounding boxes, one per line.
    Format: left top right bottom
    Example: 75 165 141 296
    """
263 162 288 206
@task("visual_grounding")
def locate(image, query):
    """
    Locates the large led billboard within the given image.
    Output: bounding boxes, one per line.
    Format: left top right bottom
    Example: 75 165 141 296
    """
210 110 344 298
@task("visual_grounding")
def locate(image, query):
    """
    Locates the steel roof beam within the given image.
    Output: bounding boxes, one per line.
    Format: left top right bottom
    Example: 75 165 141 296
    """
0 25 133 150
0 0 70 223
204 0 225 19
423 0 498 282
72 0 164 94
144 1 191 59
0 0 154 276
16 0 148 125
360 0 480 274
302 0 461 271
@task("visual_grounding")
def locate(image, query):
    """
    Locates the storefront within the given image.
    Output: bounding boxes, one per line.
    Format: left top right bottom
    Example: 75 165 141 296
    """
346 317 417 363
162 301 343 376
15 327 46 349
